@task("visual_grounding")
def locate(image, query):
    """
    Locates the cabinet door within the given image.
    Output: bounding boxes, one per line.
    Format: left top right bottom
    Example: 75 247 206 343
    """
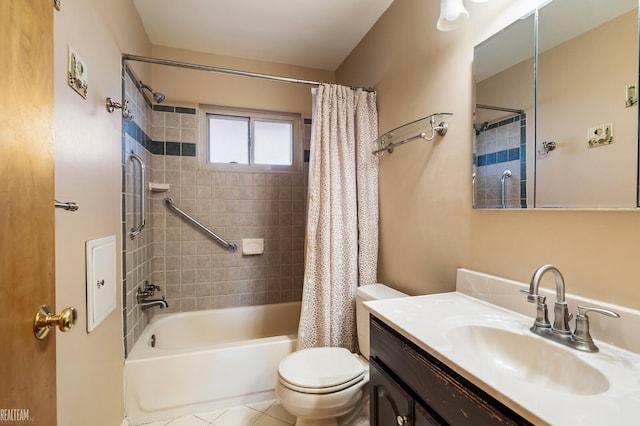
415 403 441 426
371 359 413 426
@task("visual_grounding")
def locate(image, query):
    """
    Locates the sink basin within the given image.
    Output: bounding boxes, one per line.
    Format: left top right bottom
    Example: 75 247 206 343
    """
364 281 640 425
447 325 610 395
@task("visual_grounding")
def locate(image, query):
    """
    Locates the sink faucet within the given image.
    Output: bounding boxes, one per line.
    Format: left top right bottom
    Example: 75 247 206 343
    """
522 265 620 352
527 264 571 335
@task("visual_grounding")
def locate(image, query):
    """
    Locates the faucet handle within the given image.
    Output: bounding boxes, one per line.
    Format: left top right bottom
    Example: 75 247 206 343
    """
520 289 544 304
577 305 620 319
142 281 161 292
573 305 620 352
520 290 551 329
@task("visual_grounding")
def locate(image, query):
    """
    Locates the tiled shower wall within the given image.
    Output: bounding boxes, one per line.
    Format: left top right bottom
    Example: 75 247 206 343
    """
473 114 527 208
122 66 155 355
148 105 308 314
121 65 309 354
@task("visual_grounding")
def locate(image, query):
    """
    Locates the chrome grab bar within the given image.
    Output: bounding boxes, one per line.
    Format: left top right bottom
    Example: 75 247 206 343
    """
129 153 146 239
54 200 79 211
500 169 512 208
163 197 238 253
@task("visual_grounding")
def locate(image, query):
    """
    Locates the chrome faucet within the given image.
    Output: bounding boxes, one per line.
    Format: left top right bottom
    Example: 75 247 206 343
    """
137 281 169 312
522 265 619 352
526 264 572 335
139 298 169 311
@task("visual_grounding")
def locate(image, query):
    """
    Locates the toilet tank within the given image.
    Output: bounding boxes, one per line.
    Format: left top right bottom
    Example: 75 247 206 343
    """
356 283 407 359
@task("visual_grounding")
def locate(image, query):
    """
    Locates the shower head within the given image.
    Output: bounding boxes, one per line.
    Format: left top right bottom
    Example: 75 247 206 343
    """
137 81 166 103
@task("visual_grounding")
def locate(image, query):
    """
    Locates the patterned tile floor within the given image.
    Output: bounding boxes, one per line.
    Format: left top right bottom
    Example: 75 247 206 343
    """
138 399 296 426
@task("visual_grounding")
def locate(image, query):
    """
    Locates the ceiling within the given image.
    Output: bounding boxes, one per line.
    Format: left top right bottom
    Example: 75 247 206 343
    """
133 0 395 71
475 0 637 82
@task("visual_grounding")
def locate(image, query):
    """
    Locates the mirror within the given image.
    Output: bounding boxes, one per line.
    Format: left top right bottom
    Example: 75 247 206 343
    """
473 0 639 209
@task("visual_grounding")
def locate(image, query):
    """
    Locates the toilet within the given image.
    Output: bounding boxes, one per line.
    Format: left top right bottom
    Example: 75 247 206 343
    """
276 284 407 426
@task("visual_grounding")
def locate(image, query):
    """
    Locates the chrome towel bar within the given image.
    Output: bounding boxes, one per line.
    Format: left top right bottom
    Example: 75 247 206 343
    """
163 198 237 253
129 153 146 239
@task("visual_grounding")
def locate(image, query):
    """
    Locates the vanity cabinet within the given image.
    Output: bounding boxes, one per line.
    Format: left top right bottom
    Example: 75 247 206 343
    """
369 316 532 426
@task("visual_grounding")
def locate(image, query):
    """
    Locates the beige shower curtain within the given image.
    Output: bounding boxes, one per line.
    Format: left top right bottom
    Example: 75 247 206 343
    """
297 84 378 352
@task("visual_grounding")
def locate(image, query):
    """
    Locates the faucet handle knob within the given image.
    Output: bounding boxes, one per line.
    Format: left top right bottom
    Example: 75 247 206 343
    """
577 305 620 319
573 305 620 352
520 289 545 304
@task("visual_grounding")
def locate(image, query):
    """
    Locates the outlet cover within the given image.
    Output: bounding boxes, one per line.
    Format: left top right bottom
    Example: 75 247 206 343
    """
68 46 88 99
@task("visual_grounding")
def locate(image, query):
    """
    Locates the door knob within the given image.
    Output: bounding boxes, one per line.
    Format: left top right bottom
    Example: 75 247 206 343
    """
34 305 78 340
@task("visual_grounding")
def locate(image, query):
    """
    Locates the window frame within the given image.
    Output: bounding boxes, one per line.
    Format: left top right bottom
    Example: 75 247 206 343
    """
199 104 302 173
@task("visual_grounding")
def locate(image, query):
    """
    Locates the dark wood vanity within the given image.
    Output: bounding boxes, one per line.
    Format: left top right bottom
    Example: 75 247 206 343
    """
369 316 533 426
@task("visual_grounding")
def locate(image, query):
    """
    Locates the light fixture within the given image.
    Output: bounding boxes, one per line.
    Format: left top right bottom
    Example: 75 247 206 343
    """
437 0 469 31
437 0 490 32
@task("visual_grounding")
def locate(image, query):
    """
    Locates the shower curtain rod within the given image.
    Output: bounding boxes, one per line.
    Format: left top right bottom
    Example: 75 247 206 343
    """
122 54 374 93
476 104 524 114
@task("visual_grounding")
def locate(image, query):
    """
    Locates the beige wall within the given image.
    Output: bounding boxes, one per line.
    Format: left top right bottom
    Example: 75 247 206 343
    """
53 0 150 424
150 45 334 116
337 0 640 309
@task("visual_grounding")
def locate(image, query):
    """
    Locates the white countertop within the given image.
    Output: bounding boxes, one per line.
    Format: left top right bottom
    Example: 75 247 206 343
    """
364 289 640 426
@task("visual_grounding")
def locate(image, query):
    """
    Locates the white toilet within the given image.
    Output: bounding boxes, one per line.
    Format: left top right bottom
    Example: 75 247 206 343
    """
276 284 407 426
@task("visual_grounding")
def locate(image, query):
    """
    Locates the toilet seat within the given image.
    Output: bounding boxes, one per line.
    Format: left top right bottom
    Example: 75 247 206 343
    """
278 347 365 394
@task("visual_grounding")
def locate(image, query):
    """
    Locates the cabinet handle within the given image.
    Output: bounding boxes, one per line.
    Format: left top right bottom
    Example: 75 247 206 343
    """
379 388 410 425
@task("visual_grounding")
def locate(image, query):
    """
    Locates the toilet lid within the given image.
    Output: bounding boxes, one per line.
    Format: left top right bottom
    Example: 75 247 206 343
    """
278 347 365 394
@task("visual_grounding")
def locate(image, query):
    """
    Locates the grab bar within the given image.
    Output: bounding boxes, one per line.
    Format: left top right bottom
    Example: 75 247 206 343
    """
500 170 512 208
54 200 79 211
129 153 146 239
163 198 238 253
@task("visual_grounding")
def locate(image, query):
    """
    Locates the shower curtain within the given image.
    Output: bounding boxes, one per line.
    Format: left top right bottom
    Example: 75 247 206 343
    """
297 84 379 352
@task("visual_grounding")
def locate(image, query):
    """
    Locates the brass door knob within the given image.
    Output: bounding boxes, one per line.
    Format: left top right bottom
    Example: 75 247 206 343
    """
34 305 78 340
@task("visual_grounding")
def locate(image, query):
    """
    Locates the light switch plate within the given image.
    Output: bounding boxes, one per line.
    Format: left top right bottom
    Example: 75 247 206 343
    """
587 123 614 148
68 46 88 99
86 235 116 332
626 83 637 107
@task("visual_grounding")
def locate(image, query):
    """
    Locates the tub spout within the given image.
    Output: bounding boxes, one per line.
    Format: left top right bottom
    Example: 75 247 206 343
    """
140 297 168 311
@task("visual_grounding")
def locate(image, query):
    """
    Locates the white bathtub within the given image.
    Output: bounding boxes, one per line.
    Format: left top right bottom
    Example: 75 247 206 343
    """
125 302 301 425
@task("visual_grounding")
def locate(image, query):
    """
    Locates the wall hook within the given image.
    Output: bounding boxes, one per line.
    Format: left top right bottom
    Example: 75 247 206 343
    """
106 97 134 121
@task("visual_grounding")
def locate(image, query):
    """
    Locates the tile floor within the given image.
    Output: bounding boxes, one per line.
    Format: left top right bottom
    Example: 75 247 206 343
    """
139 399 296 426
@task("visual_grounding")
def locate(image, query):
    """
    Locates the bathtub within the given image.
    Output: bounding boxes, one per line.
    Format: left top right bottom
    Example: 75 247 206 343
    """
125 302 301 425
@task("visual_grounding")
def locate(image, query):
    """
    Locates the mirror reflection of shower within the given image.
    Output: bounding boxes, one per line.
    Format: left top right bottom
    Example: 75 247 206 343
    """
500 169 512 208
473 104 526 208
137 81 166 103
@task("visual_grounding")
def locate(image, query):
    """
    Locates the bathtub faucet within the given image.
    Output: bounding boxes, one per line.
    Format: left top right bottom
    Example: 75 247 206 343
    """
137 282 168 311
140 297 169 312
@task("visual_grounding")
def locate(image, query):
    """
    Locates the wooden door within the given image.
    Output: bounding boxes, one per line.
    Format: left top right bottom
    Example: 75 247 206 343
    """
0 1 57 424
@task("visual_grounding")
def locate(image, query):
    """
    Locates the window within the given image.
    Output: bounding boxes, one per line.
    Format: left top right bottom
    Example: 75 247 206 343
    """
201 105 301 172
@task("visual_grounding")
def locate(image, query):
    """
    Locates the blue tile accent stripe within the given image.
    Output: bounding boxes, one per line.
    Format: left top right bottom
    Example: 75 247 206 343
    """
152 105 197 115
123 119 152 151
